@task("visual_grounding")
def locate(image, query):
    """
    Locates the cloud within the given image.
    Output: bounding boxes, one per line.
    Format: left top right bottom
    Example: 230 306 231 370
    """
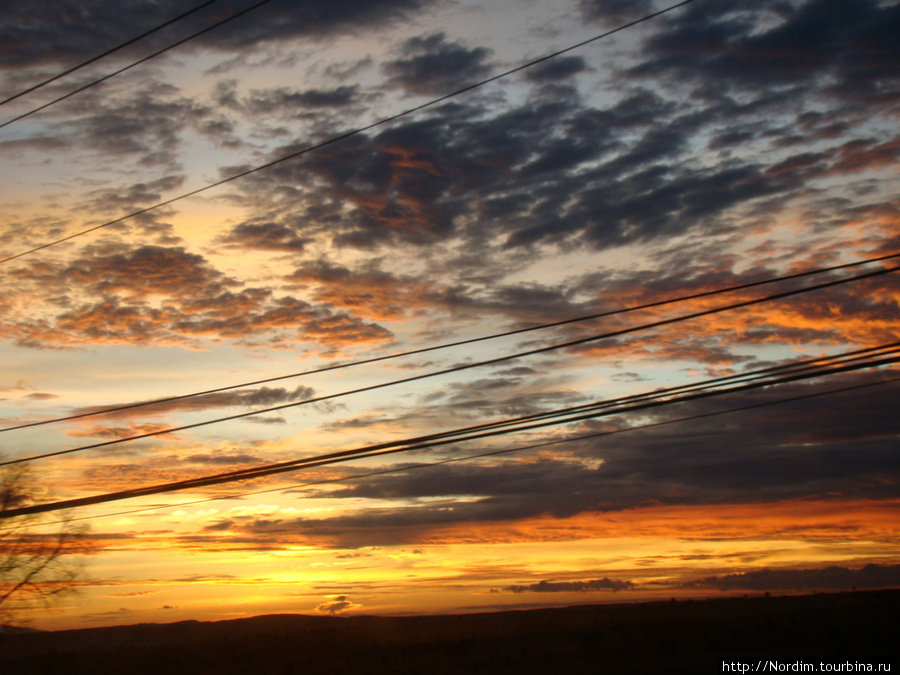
225 57 899 261
383 32 494 96
103 590 163 598
67 386 314 426
0 0 429 69
82 176 186 212
0 380 59 403
4 245 394 351
690 564 900 592
23 392 60 401
631 0 900 112
3 1 900 574
523 55 589 83
0 380 30 394
505 578 634 593
578 0 656 26
315 594 361 615
244 415 287 425
230 85 363 117
66 422 174 440
219 222 309 252
197 367 900 548
286 259 452 320
183 451 265 466
60 245 231 299
33 82 215 169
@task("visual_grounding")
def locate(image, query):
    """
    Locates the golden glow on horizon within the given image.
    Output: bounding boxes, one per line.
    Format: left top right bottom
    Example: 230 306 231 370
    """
21 497 899 631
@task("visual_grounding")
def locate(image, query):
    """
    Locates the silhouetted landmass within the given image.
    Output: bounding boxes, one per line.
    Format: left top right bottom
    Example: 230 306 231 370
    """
0 625 42 635
1 590 898 674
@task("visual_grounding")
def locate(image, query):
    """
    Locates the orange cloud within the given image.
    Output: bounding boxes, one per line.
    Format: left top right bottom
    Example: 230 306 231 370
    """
416 499 900 546
3 247 394 352
287 260 455 321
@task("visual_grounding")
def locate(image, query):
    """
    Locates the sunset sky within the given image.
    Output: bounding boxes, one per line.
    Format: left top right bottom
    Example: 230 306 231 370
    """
1 0 899 630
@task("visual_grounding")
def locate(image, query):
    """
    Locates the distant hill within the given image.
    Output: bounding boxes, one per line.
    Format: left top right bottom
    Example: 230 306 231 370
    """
0 625 42 635
1 590 898 674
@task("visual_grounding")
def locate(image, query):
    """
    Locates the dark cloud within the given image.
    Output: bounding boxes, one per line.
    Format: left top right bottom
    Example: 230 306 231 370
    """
60 245 234 299
523 56 589 83
0 80 213 172
250 85 360 111
73 385 316 421
228 53 887 257
506 578 634 593
690 564 900 591
7 0 899 276
632 0 900 111
83 176 186 211
578 0 656 26
205 369 900 547
0 0 428 71
67 422 172 439
45 82 219 168
383 32 494 96
218 84 364 120
219 222 309 253
194 0 428 54
225 95 626 250
184 451 264 465
244 415 287 425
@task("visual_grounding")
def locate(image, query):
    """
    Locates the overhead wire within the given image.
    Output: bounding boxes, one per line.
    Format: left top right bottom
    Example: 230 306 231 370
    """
0 0 697 265
0 0 225 107
100 351 898 491
390 341 900 436
3 250 898 435
5 259 899 470
2 261 896 468
38 369 900 528
3 345 897 519
0 0 893 542
0 0 273 131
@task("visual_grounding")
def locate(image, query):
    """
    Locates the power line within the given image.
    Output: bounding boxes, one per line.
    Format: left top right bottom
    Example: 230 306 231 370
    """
3 348 896 519
405 342 900 435
42 370 900 528
2 262 895 468
0 0 696 265
118 353 899 492
3 250 897 435
0 0 273 131
0 0 225 107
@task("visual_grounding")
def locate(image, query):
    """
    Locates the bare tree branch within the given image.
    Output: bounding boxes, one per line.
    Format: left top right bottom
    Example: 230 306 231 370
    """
0 462 90 625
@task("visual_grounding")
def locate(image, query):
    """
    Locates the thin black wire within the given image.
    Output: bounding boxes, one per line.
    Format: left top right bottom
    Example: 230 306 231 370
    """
0 0 273 131
124 353 900 491
3 351 896 519
44 371 900 528
4 250 897 435
2 262 895 469
0 0 224 106
396 343 900 436
14 338 898 525
174 344 900 475
0 0 696 264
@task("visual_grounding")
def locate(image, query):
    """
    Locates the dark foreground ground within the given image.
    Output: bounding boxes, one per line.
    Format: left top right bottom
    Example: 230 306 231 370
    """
1 590 898 674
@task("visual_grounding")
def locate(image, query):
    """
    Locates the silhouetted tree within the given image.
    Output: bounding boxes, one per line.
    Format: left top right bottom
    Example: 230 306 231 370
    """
0 463 90 625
